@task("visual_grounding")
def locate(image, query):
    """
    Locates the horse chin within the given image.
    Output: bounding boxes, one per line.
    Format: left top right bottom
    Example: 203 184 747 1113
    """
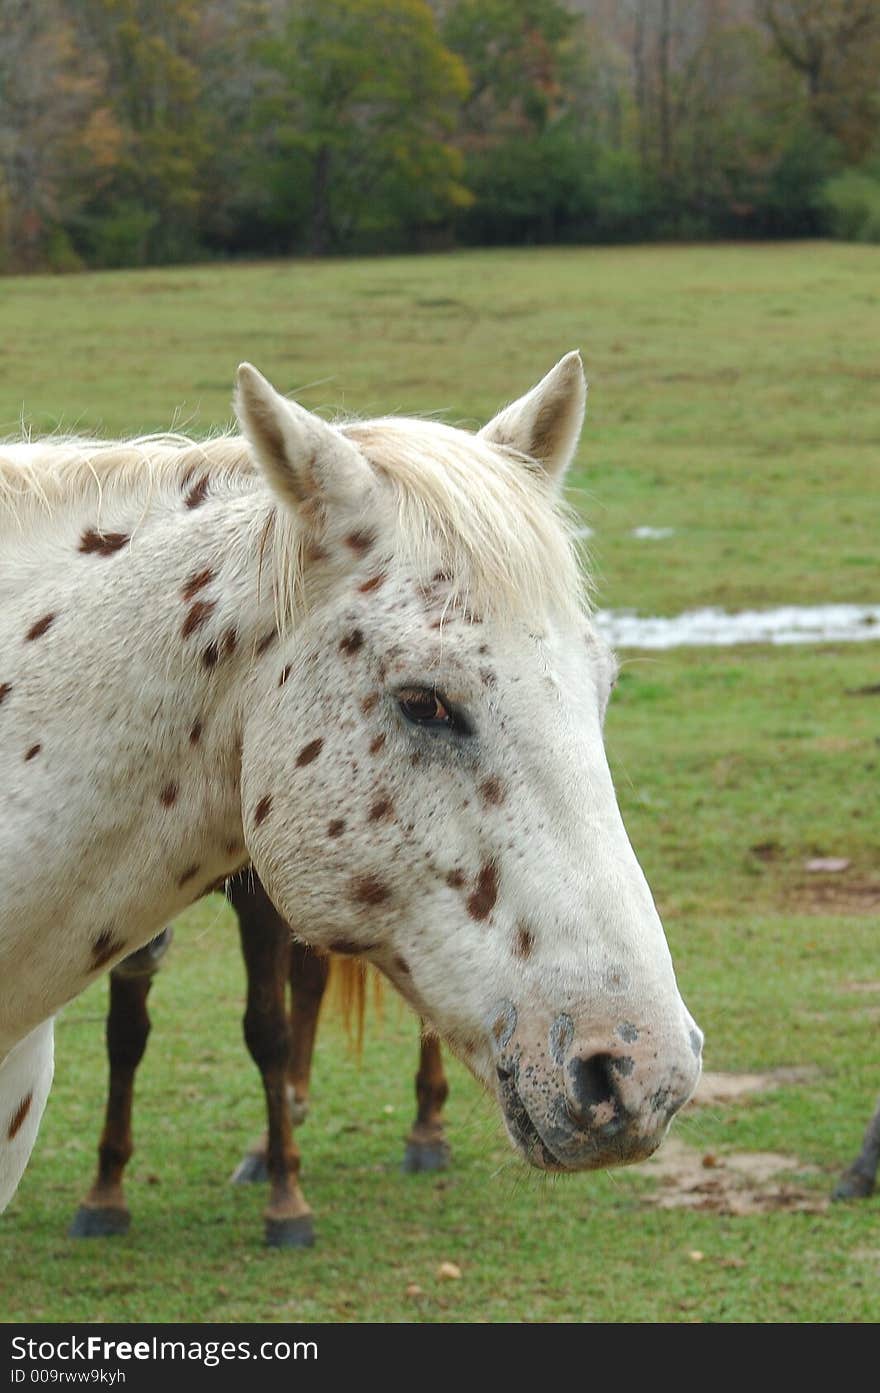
502 1102 568 1173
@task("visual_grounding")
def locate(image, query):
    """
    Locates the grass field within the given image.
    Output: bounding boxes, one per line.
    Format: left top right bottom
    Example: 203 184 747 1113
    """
1 243 879 1323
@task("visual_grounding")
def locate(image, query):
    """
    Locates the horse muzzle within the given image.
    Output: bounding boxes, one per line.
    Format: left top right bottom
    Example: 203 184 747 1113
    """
491 1002 703 1173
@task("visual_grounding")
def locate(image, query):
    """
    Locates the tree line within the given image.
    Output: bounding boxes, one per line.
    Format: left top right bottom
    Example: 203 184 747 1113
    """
2 0 879 273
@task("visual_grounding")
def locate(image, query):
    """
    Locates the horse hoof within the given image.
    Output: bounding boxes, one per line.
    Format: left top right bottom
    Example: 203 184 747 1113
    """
68 1205 131 1238
230 1152 269 1185
265 1215 315 1249
832 1171 875 1201
402 1139 451 1174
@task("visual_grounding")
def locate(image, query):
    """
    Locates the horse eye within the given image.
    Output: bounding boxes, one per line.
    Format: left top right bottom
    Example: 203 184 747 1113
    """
396 687 472 737
397 688 450 726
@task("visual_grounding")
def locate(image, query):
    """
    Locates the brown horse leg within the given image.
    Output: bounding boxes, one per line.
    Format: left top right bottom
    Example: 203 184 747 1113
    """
227 875 314 1247
287 940 331 1126
68 928 172 1237
832 1095 880 1201
402 1026 451 1173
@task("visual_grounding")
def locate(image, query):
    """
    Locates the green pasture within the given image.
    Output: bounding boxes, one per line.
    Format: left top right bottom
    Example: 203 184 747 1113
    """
1 243 878 1323
2 241 878 616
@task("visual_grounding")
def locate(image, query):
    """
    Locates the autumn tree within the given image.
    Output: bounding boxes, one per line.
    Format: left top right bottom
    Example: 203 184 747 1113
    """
443 0 581 142
68 0 209 262
757 0 880 161
255 0 471 253
0 0 117 269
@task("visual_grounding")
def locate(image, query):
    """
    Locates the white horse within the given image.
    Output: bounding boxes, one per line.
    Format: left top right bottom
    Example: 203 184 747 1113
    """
0 354 702 1215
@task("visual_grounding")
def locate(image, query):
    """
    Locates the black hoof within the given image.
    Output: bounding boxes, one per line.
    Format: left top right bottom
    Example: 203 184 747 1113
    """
402 1139 451 1174
231 1152 269 1185
265 1215 315 1249
832 1170 875 1202
68 1205 131 1238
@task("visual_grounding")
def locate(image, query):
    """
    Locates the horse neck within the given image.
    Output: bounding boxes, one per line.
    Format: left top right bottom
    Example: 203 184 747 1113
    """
0 476 287 1048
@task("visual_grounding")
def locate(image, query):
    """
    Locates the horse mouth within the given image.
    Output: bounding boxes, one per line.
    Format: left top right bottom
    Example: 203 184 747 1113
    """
496 1067 566 1172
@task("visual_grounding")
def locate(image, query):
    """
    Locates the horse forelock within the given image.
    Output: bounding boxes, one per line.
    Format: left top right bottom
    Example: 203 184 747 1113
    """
344 416 591 625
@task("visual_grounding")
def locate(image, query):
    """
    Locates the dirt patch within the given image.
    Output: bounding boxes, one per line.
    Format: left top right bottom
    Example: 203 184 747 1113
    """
783 875 880 916
637 1068 827 1215
690 1067 819 1107
641 1136 826 1215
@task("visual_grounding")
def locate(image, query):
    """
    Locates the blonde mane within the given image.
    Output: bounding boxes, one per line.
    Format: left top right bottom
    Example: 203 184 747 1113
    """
0 416 589 626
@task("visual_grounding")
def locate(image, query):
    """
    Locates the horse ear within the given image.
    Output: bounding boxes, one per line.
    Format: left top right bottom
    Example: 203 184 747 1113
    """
235 363 372 514
479 351 587 485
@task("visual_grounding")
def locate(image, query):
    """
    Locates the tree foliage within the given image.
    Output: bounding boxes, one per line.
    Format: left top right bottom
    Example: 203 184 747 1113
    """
1 0 878 270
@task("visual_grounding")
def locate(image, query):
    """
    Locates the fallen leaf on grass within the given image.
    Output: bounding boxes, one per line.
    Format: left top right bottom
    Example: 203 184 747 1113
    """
437 1261 461 1281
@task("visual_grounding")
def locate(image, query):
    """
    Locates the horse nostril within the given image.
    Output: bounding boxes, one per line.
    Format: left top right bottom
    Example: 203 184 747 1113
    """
496 1065 513 1084
566 1052 619 1125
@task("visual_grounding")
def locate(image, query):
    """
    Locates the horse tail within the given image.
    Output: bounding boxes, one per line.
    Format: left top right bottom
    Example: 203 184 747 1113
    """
326 955 383 1054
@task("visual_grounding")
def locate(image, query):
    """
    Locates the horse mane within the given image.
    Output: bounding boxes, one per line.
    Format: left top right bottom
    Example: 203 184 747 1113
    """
0 414 590 626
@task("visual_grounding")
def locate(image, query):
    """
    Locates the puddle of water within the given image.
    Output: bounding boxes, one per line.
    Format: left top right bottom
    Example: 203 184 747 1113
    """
631 526 675 540
596 603 880 650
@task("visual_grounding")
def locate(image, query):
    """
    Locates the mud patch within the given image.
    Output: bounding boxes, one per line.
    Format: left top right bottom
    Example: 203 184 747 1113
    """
691 1067 819 1107
785 877 880 916
641 1136 826 1215
637 1068 826 1214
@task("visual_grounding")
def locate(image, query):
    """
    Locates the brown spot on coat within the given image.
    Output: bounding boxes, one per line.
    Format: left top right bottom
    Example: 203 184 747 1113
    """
359 573 386 593
91 928 125 970
177 864 200 887
202 640 220 669
255 630 277 656
79 528 129 556
296 737 324 767
351 875 391 906
445 869 465 889
7 1092 32 1141
181 566 215 601
369 733 386 755
24 743 41 761
480 776 505 807
254 794 273 826
160 782 178 807
26 613 55 641
182 599 216 639
189 720 203 745
361 693 379 714
222 627 237 657
393 954 410 976
328 818 346 838
339 629 364 656
184 474 210 509
514 925 535 959
369 795 393 821
0 682 11 705
345 529 375 554
467 863 498 921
